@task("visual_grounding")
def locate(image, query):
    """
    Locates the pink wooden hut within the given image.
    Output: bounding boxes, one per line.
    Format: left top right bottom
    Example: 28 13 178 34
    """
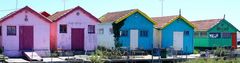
48 6 100 51
0 6 52 57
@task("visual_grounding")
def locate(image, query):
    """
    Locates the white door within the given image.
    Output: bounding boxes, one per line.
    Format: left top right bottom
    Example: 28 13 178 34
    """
130 30 138 50
173 32 183 50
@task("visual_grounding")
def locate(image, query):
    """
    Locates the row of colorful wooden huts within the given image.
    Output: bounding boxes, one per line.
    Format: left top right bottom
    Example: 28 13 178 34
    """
0 6 238 57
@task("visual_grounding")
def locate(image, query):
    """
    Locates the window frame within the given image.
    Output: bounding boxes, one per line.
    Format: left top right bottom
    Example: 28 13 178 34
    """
121 30 128 37
109 28 113 34
98 28 104 34
140 30 148 37
194 32 200 37
59 24 67 33
184 31 189 36
88 25 95 34
222 32 231 38
200 31 207 37
7 26 17 36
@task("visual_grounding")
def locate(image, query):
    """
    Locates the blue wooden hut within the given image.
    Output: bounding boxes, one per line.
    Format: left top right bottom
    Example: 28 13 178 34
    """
152 15 195 54
99 9 157 50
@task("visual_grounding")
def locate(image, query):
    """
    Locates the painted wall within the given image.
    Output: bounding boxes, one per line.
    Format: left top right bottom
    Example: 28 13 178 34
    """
118 12 154 50
2 10 50 57
209 20 238 48
194 36 209 47
50 22 57 51
56 9 99 51
194 33 233 48
153 29 161 48
161 18 194 54
208 37 232 47
96 22 115 49
194 20 238 48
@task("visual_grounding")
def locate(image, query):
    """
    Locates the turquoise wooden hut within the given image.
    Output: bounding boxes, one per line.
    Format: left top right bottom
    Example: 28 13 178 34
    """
152 15 195 54
99 9 157 50
191 18 239 49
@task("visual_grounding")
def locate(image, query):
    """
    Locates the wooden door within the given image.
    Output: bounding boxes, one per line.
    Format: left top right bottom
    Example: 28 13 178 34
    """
130 30 138 50
173 32 183 50
232 33 237 49
19 26 34 50
71 28 84 50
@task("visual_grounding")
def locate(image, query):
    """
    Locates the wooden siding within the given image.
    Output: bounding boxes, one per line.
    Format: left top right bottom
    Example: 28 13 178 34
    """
194 19 238 48
161 18 194 54
118 12 154 50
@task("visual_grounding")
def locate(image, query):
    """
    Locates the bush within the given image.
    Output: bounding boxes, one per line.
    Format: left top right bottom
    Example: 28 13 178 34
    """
213 47 229 57
90 47 125 62
106 48 123 59
193 49 200 54
89 50 105 63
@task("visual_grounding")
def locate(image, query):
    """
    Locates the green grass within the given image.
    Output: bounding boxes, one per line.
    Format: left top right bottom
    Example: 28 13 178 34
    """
182 58 240 63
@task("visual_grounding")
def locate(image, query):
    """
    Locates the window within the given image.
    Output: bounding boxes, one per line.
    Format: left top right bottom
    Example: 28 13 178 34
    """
194 32 199 37
98 28 104 34
121 30 128 37
76 12 80 16
109 28 113 34
140 30 148 37
222 33 231 38
184 31 189 36
60 25 67 33
200 32 207 37
88 25 95 34
7 26 16 36
209 33 221 38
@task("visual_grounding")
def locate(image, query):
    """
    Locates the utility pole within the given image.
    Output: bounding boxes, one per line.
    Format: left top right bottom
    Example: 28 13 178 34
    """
161 0 164 16
16 0 18 10
63 0 66 10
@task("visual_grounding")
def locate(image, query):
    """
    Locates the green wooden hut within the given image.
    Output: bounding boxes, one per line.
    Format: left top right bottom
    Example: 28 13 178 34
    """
191 18 239 49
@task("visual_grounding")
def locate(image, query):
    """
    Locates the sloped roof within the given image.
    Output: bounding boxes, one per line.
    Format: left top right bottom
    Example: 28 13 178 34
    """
99 9 136 23
0 6 52 23
99 9 157 24
191 19 222 31
152 15 195 29
152 15 178 28
40 11 51 17
48 6 100 23
48 9 72 21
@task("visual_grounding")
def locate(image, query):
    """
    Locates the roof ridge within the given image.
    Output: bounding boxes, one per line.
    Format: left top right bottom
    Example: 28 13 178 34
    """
0 6 52 23
192 18 222 22
151 15 178 18
48 6 100 23
106 9 137 14
99 9 138 22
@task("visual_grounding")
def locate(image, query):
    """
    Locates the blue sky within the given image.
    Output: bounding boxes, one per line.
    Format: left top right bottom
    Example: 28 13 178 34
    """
0 0 239 30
